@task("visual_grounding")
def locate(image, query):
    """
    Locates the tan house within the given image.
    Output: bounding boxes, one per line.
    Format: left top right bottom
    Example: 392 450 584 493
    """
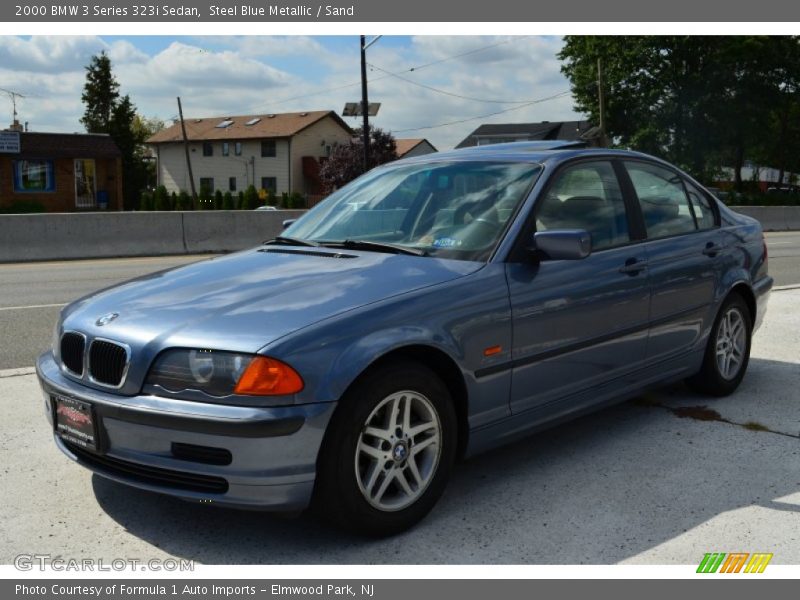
147 110 353 198
395 138 437 158
0 129 123 212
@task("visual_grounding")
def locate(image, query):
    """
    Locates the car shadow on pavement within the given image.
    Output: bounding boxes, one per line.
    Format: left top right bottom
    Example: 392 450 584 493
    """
91 357 800 564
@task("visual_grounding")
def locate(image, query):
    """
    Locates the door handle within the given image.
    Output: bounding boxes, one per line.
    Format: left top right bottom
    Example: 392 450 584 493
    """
619 258 648 275
703 242 722 257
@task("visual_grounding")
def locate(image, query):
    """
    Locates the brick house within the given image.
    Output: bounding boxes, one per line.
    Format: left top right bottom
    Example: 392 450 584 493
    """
147 110 353 198
0 130 123 212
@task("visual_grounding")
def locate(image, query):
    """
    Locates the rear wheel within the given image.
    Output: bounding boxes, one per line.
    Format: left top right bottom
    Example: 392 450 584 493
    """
686 293 752 396
313 361 457 536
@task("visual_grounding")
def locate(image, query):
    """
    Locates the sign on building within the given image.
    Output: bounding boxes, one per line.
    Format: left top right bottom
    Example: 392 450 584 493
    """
0 131 21 153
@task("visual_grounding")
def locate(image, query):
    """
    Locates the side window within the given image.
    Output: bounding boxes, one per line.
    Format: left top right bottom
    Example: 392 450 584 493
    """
536 161 629 251
685 181 717 230
626 162 697 239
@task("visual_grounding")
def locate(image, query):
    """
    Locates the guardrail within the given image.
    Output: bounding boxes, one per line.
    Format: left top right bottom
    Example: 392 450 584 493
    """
732 206 800 231
0 210 307 263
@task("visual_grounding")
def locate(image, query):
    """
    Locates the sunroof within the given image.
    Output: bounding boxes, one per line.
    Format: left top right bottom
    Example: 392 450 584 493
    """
245 117 261 126
215 119 234 128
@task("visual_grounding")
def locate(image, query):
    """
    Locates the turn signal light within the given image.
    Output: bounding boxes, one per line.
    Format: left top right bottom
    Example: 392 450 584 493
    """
234 356 304 396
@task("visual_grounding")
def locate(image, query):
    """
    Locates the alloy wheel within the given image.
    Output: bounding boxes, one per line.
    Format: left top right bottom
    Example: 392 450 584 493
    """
354 391 442 512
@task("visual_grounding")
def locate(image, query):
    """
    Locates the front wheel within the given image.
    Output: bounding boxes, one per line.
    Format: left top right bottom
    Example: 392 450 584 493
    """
686 293 752 396
313 361 457 536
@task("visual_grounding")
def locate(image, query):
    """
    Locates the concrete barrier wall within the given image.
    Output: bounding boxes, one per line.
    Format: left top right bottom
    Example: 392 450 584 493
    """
0 206 796 263
733 206 800 231
0 210 307 263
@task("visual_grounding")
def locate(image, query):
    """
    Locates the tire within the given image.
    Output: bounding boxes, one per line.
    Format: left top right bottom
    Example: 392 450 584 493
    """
313 360 457 536
686 293 752 397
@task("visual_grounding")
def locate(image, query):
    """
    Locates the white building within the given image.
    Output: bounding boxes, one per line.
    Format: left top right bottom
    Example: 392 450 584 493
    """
147 110 353 197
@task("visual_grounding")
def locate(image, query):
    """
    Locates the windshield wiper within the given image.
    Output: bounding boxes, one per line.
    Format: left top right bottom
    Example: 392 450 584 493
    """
264 236 320 247
322 239 427 257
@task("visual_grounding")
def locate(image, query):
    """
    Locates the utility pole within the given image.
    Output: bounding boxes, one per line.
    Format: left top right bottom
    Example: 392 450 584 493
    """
176 97 198 205
360 35 370 171
597 58 607 147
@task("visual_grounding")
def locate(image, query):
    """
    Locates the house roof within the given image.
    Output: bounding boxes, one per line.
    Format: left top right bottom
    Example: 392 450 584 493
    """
395 138 437 157
8 131 121 158
147 110 352 144
454 120 592 148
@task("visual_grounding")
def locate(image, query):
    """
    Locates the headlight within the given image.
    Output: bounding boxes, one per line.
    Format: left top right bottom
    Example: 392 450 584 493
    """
146 349 304 397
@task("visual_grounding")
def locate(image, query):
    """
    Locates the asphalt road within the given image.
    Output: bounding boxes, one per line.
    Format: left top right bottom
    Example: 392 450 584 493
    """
1 289 798 564
0 231 797 371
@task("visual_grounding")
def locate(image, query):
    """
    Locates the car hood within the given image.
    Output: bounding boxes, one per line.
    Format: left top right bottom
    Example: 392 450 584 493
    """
61 246 481 354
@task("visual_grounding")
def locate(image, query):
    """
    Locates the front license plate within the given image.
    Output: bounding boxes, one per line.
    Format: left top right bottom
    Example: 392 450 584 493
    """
53 394 100 453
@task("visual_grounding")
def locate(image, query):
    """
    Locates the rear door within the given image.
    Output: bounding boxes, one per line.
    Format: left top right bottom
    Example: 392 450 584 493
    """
506 159 651 415
621 160 722 361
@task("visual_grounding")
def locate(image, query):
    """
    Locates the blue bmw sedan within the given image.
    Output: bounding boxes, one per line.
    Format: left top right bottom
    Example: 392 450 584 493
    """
37 142 772 534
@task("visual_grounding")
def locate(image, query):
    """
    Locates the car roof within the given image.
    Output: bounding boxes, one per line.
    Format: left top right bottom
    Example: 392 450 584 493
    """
393 141 660 167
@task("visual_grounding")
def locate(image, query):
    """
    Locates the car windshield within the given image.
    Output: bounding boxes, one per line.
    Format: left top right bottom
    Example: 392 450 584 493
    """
283 160 542 261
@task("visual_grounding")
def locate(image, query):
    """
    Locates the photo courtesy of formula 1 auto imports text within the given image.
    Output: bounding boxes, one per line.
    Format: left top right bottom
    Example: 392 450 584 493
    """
1 0 800 598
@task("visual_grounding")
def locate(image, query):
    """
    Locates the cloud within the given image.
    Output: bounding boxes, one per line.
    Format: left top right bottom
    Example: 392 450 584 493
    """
0 35 583 150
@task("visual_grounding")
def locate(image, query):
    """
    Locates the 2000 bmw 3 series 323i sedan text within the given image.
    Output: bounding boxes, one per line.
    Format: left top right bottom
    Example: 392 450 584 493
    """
37 142 772 535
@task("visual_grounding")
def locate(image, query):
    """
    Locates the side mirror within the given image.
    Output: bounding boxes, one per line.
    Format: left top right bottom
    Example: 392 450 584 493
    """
531 229 591 260
282 219 296 230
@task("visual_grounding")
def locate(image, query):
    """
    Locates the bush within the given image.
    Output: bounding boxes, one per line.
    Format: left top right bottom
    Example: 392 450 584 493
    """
288 192 306 209
198 185 213 210
222 192 234 210
176 191 192 210
242 185 259 210
0 200 46 214
139 191 154 211
214 190 224 210
237 191 245 209
154 185 171 211
280 192 289 208
170 191 178 209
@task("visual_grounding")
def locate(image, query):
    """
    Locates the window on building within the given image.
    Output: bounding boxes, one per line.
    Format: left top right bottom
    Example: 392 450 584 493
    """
261 140 276 157
261 177 277 194
222 142 230 157
12 159 55 192
203 142 213 157
234 142 242 156
229 177 237 192
199 177 214 195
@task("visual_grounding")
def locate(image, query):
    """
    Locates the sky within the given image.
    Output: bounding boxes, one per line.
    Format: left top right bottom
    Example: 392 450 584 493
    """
0 35 583 150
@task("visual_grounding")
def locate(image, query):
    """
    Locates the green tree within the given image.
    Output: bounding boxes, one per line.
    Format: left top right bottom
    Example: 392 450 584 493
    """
214 190 224 210
80 51 119 134
558 36 800 188
222 191 234 210
242 185 259 210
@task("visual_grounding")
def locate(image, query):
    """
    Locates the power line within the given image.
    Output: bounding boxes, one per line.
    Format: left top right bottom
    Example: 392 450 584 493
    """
367 62 547 104
390 91 571 133
232 37 531 114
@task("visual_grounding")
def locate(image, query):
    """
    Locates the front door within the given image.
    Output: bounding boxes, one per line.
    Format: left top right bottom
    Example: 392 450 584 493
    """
74 159 96 209
507 160 651 415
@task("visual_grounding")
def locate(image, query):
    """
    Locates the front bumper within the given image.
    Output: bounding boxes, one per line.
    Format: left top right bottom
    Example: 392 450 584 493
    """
36 351 335 510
